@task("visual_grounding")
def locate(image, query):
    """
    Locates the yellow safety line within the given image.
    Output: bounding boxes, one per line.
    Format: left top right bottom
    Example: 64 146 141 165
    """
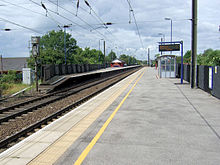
74 70 145 165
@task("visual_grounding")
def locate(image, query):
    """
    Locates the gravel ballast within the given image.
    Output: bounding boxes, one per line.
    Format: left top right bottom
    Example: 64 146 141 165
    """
0 70 137 142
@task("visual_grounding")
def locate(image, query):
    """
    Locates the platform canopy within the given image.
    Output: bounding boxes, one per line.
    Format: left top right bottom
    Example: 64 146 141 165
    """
111 59 123 63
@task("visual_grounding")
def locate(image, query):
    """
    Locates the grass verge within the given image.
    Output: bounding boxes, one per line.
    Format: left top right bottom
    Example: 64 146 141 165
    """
2 83 29 96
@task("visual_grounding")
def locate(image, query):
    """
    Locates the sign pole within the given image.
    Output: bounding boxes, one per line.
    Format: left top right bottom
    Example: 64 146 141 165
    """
148 48 150 66
181 41 183 84
158 41 184 84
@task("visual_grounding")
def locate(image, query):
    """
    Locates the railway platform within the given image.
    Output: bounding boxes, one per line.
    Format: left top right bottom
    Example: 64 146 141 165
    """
0 67 220 165
39 66 138 92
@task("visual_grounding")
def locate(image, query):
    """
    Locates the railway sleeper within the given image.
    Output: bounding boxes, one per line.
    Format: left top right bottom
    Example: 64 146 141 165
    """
0 68 141 149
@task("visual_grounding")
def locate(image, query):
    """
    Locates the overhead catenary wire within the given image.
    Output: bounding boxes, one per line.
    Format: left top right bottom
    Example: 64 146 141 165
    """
45 0 119 50
0 16 42 34
28 0 118 52
29 0 103 39
71 1 103 27
47 0 97 31
82 1 117 40
87 2 128 53
0 1 148 59
29 0 89 31
74 0 118 41
83 0 107 28
46 0 114 44
70 0 124 51
1 0 129 55
1 0 45 16
45 18 191 28
1 0 63 29
126 0 144 48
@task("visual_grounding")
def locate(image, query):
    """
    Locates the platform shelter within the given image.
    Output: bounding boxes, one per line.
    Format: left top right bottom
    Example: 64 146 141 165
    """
157 55 176 78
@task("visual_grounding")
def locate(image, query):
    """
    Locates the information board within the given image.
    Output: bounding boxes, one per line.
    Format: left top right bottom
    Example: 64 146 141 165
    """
159 44 180 51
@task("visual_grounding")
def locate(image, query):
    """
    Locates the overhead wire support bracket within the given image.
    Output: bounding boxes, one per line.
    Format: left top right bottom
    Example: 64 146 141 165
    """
84 0 91 14
76 0 79 16
41 1 48 16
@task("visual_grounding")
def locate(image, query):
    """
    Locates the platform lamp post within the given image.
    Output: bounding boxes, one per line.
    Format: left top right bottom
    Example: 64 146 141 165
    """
63 24 72 64
103 40 106 68
158 33 165 42
164 18 172 42
99 39 104 64
158 33 165 55
165 18 173 54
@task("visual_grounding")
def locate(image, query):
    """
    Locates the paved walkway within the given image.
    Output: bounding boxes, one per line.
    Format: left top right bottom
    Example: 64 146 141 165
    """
55 67 220 165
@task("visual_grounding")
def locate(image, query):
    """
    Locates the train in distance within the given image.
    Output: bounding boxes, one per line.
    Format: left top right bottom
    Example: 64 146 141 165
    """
110 59 126 67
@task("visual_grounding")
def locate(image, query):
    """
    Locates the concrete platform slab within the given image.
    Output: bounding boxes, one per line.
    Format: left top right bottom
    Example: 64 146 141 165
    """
54 67 220 165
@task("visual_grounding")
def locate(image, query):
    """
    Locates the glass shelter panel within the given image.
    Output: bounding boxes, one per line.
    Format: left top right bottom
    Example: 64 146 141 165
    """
159 56 176 78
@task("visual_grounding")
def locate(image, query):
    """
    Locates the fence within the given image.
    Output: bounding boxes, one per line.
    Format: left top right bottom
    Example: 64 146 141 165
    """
176 64 220 99
41 63 110 82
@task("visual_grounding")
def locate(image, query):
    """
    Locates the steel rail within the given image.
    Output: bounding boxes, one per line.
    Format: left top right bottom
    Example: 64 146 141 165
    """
0 67 140 149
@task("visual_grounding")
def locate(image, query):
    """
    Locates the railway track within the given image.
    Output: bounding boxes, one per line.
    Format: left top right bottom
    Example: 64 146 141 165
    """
0 74 109 108
0 67 140 151
0 76 116 124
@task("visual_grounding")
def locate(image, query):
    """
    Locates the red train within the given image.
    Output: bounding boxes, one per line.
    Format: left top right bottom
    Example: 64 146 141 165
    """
110 59 125 67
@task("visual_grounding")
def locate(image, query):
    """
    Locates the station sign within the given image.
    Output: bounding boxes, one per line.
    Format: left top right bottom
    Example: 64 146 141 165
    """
159 44 180 52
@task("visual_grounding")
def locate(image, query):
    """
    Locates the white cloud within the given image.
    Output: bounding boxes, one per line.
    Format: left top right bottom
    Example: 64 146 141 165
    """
0 0 219 60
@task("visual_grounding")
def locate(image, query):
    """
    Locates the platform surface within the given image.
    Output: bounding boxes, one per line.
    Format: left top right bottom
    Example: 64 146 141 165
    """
1 67 220 165
40 66 138 92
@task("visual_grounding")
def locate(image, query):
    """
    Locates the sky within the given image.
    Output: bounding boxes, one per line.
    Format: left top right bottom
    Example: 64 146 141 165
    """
0 0 219 60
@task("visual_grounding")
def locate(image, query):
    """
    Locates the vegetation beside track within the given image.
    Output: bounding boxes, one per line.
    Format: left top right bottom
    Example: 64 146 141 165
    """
0 71 28 97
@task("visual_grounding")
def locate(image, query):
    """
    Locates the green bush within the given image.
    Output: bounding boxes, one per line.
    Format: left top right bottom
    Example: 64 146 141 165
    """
16 73 22 82
0 83 11 90
0 70 20 96
0 70 18 84
0 82 11 96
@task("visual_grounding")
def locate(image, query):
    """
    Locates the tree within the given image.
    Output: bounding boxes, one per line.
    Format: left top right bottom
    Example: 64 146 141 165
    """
106 50 117 63
176 49 220 66
154 54 160 58
211 50 220 66
119 54 137 65
200 49 220 66
75 47 104 64
183 50 191 64
28 30 78 68
119 54 129 64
